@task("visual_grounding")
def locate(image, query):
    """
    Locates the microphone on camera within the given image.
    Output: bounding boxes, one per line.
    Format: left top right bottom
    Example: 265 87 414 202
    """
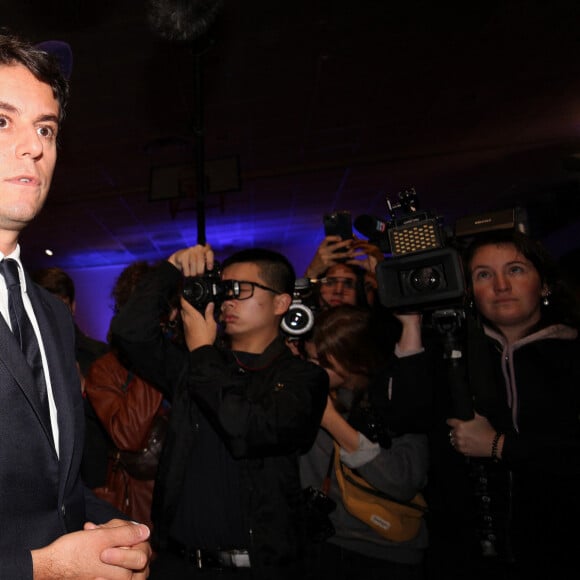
354 215 389 239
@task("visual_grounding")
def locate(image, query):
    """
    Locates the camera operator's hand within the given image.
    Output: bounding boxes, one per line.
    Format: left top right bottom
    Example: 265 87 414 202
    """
180 298 217 351
305 236 355 278
393 313 423 354
447 412 501 458
169 244 214 276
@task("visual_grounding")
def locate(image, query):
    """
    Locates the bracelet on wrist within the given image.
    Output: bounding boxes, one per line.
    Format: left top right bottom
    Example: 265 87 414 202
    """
491 431 503 462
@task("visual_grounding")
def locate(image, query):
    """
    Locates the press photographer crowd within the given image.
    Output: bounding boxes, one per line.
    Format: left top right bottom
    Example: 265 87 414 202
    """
1 31 579 580
75 187 580 579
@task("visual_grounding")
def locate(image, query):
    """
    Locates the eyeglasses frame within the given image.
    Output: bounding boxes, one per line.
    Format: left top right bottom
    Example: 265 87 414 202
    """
222 279 281 301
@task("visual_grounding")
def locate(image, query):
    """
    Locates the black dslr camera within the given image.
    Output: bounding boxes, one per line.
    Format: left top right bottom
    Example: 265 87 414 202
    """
182 261 225 312
302 485 336 542
356 188 465 312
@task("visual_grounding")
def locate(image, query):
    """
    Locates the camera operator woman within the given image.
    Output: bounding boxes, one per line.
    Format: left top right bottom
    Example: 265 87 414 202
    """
300 305 432 580
425 230 580 579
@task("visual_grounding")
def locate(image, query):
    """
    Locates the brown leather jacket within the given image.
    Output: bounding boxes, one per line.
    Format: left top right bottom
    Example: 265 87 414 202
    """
85 350 164 528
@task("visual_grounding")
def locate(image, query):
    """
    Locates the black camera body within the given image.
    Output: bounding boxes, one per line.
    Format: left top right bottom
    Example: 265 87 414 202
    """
302 485 336 542
303 485 337 516
368 189 465 312
361 192 528 313
182 261 224 312
280 277 317 338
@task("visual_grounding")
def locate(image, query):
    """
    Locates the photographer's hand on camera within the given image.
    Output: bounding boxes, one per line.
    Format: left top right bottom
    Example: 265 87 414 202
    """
168 244 214 276
168 244 218 351
180 297 217 351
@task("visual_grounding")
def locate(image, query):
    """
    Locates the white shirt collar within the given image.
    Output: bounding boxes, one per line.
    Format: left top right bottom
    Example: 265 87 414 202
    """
0 245 28 292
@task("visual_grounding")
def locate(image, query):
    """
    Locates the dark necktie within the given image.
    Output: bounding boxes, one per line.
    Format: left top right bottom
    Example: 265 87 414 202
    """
1 258 52 433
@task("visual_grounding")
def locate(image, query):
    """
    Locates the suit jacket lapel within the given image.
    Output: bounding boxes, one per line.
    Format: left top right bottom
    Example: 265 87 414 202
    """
26 279 75 466
0 311 54 439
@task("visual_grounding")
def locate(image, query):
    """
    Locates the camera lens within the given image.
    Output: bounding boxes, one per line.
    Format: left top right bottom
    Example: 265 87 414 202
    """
280 303 315 336
182 276 219 312
182 278 209 304
409 267 442 292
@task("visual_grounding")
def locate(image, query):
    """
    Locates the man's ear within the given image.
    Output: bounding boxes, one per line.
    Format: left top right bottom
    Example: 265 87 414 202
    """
273 293 292 315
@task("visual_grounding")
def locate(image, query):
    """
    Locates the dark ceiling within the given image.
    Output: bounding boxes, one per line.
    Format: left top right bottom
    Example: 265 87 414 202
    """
4 0 580 272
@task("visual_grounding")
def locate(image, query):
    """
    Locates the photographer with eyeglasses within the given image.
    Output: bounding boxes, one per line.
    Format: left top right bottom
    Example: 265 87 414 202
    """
110 244 329 580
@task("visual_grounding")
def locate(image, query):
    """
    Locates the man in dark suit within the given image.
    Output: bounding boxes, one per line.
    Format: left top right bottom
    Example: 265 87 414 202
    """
31 266 113 489
0 33 151 578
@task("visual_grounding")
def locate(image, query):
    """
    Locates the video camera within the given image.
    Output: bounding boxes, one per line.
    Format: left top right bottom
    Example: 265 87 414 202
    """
355 188 465 312
280 277 317 338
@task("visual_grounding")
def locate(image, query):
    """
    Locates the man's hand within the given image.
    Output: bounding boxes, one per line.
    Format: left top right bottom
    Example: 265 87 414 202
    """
180 297 217 351
168 244 214 276
167 244 219 351
32 519 151 579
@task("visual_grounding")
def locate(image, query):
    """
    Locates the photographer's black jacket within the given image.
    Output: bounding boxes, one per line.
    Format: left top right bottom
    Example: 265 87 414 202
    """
110 261 328 579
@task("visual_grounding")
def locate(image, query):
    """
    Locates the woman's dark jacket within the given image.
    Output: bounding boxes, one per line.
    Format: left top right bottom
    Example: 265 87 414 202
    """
427 321 580 576
110 261 328 578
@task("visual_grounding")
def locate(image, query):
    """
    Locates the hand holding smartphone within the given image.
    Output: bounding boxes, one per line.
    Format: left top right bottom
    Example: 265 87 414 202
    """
304 212 355 277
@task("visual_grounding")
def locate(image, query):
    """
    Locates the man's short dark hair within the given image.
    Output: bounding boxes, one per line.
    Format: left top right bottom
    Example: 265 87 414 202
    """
222 248 296 295
32 267 75 303
0 32 69 122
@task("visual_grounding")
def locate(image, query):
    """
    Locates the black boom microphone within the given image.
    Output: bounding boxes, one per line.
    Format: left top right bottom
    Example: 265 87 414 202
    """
354 215 389 238
147 0 224 42
354 215 391 253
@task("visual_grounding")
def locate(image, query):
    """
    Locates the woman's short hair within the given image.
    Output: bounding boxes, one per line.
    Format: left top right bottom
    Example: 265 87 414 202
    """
313 304 384 376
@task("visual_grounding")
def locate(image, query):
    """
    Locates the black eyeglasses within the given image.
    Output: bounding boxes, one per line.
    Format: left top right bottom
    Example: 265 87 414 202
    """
222 280 281 301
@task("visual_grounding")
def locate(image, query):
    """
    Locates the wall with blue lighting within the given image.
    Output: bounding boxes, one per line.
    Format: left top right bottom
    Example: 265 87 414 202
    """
70 265 127 343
